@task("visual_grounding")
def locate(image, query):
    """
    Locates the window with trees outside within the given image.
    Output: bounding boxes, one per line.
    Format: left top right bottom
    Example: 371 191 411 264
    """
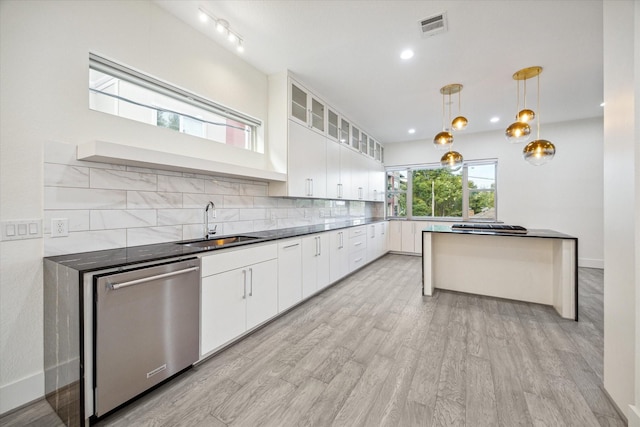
386 160 497 221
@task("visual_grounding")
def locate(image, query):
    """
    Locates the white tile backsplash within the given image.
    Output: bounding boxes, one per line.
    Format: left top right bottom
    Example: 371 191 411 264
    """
45 187 127 210
127 191 182 209
91 209 156 230
44 164 89 188
44 147 379 255
90 169 157 191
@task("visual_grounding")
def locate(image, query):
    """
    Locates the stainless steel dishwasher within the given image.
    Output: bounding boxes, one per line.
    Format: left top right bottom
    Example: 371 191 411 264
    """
93 258 200 417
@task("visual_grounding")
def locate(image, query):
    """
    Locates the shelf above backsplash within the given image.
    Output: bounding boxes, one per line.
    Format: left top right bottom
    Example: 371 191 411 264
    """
77 140 287 183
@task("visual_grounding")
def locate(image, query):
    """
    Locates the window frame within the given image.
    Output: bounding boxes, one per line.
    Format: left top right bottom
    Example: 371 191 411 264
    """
89 53 261 152
386 158 498 222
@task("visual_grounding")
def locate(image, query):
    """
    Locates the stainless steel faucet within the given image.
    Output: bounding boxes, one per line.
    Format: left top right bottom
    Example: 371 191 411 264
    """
204 201 217 238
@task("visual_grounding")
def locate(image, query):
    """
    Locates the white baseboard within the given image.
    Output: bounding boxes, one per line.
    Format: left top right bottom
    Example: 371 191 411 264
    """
629 404 640 427
0 371 44 415
579 258 604 269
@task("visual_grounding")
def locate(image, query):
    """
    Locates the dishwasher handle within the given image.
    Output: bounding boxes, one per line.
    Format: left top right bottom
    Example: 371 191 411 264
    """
109 266 200 290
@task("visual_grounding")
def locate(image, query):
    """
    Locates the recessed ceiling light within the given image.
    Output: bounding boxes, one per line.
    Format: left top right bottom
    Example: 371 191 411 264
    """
408 128 416 134
600 102 605 107
199 11 208 22
490 116 500 123
400 49 414 60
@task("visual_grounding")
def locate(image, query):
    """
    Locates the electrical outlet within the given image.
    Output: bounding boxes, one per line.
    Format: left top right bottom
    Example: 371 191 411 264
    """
51 218 69 238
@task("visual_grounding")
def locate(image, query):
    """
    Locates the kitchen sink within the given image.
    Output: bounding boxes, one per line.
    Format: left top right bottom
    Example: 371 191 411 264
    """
179 235 261 249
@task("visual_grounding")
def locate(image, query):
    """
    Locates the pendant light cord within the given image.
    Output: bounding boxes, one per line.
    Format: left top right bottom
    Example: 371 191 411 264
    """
536 73 540 139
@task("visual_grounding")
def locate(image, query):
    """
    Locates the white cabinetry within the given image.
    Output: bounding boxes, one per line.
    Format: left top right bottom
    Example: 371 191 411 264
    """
278 238 303 311
400 221 424 254
285 120 327 198
348 225 367 272
302 233 330 298
366 221 389 262
329 229 349 283
326 141 353 200
289 80 326 134
200 244 278 356
368 161 385 202
268 72 384 200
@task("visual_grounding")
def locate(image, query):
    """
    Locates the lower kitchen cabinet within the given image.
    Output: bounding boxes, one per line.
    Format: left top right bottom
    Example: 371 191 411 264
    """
399 220 424 254
329 229 349 283
200 244 278 356
366 221 389 262
348 225 367 272
278 238 303 311
302 233 330 298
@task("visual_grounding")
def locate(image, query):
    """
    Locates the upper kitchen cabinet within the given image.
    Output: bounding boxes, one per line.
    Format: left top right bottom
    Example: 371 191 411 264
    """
268 71 384 200
285 120 327 198
289 81 326 134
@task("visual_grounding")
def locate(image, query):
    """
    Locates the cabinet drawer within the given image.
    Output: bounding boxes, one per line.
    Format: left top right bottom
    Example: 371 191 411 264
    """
350 234 367 252
349 226 366 238
201 243 277 277
349 249 367 271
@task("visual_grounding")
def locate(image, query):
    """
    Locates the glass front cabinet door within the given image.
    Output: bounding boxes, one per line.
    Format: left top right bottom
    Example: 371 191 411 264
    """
290 81 326 134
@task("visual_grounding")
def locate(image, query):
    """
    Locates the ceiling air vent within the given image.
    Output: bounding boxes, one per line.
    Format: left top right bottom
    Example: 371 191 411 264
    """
419 12 447 38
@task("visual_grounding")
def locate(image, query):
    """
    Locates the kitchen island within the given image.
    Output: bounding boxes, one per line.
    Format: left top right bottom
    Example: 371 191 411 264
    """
422 225 578 320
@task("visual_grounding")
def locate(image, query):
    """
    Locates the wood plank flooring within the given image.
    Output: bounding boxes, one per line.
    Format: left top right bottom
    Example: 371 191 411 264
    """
1 254 626 427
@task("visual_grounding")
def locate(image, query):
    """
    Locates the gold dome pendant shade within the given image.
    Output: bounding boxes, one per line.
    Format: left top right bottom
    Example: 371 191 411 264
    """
523 139 555 166
434 130 454 149
505 121 531 143
517 108 535 123
452 116 468 131
441 150 464 171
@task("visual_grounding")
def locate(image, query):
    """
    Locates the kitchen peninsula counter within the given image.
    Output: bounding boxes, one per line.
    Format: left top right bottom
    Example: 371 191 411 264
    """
422 225 578 320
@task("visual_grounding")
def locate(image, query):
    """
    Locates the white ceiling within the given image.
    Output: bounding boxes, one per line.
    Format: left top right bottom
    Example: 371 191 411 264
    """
156 0 604 144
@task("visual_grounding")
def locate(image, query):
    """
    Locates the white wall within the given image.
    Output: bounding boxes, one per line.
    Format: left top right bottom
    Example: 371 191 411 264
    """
0 0 273 413
384 117 604 268
603 1 639 424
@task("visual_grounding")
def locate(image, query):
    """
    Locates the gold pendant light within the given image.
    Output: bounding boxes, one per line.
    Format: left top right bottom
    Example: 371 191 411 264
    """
505 67 541 143
510 66 556 165
433 84 466 170
441 150 463 171
433 83 466 150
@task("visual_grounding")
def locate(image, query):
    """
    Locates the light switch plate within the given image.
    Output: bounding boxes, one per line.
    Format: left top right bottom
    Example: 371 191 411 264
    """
1 219 43 241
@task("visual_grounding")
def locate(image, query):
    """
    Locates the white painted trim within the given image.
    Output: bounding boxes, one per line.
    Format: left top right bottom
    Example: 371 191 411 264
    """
579 258 604 269
0 371 44 415
629 405 640 427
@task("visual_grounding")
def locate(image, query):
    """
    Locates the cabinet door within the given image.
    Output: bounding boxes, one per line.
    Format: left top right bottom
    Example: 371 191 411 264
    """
361 133 369 155
288 120 327 198
316 233 330 290
326 141 342 199
278 239 302 311
339 145 353 200
352 153 369 200
310 97 325 133
339 118 350 145
327 109 339 141
290 82 309 125
413 223 423 255
389 221 402 252
302 235 319 298
366 223 377 262
401 221 416 253
201 269 246 356
351 126 361 152
245 259 278 330
368 161 385 201
379 222 389 256
329 230 349 283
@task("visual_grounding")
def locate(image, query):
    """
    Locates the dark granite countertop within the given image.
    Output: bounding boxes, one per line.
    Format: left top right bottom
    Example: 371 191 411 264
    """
45 218 387 273
423 224 577 240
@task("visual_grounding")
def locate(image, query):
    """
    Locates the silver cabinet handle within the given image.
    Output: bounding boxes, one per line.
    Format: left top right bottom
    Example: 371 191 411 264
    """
318 236 322 255
283 243 300 249
354 242 363 247
249 267 253 296
109 266 200 290
355 257 363 263
242 269 247 299
370 225 375 238
310 178 314 196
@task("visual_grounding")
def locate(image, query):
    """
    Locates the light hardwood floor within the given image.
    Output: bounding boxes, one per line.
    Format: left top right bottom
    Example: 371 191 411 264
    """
1 254 626 427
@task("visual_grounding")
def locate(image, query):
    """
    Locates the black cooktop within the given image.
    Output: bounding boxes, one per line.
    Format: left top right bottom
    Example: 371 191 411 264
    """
451 224 528 234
